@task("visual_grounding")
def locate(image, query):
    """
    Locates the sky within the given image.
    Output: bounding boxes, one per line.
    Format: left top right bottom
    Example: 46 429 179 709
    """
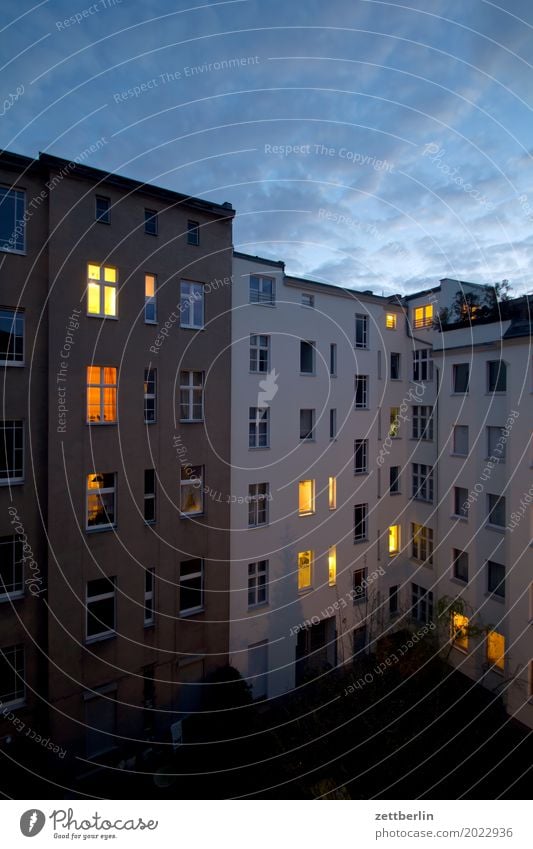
1 0 533 296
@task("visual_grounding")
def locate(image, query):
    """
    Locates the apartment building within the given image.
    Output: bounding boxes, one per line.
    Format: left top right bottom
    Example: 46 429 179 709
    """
0 150 234 770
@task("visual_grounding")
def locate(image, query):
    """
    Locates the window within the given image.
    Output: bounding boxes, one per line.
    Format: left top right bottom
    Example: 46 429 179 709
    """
144 209 158 235
412 463 433 502
411 523 433 565
0 309 24 364
144 569 155 626
0 644 25 706
329 343 337 376
250 274 275 305
248 560 268 607
329 408 337 439
298 550 312 591
144 273 157 322
298 480 315 516
354 439 368 474
86 473 116 530
390 352 401 380
179 559 204 614
249 407 269 448
144 469 156 523
389 465 400 494
389 407 400 438
299 409 315 440
0 420 23 483
412 406 433 440
0 186 25 252
413 349 433 382
487 494 505 528
353 568 367 602
355 313 368 348
452 613 469 651
144 368 156 423
354 375 368 409
488 560 505 598
328 476 337 510
388 524 400 555
179 370 204 421
86 577 116 640
487 426 506 460
354 503 368 542
248 483 269 527
95 196 110 223
389 585 399 615
453 487 469 519
386 313 397 329
413 303 433 328
0 536 24 598
301 293 314 307
250 334 269 373
180 466 203 515
87 264 117 317
85 690 117 758
87 366 117 423
452 549 469 582
487 360 506 393
353 626 367 654
187 220 200 245
180 280 204 329
300 340 315 374
453 363 469 393
486 631 505 671
411 583 433 622
453 425 469 456
328 546 337 586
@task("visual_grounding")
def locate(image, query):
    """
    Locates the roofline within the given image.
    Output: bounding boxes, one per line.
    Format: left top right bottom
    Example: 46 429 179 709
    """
403 285 441 301
284 274 393 303
233 251 285 268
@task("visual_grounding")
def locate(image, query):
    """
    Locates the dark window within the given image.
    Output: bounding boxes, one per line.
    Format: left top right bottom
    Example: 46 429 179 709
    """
454 487 469 518
144 469 156 523
144 569 155 625
95 196 110 224
0 187 25 252
299 409 315 440
488 560 505 598
0 535 24 598
354 375 368 409
412 406 433 440
411 583 433 622
453 363 469 393
353 625 367 653
453 549 469 582
413 349 433 382
354 439 368 474
390 352 400 380
329 409 337 439
487 493 505 527
354 504 368 542
487 360 506 392
300 340 315 374
249 274 275 305
353 568 367 601
0 644 25 705
0 420 23 482
0 309 24 364
248 560 268 607
453 425 469 455
187 220 200 245
144 368 156 423
412 463 433 502
389 585 399 615
179 559 204 613
248 483 269 527
329 343 337 376
144 209 158 235
389 466 400 494
86 577 116 639
355 314 368 348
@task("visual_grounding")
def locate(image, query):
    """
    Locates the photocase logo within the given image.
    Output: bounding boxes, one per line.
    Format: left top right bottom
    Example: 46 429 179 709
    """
20 809 46 837
257 368 279 407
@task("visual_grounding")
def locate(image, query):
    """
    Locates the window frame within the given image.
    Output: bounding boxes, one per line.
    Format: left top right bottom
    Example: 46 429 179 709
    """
0 535 24 600
453 486 469 519
85 577 116 642
298 479 315 516
411 523 434 565
0 419 24 484
249 406 269 449
144 568 155 626
299 408 315 441
329 343 337 376
144 469 156 524
412 405 434 441
300 340 316 375
0 644 25 707
411 582 433 622
354 438 368 474
354 375 369 409
412 463 434 503
413 349 433 382
86 472 117 531
87 263 118 318
180 280 204 329
487 426 506 461
301 293 314 308
452 425 469 456
0 186 26 254
249 334 270 373
95 195 110 224
0 308 24 365
390 352 401 380
248 560 269 607
353 568 367 602
453 363 470 394
385 313 397 330
179 370 204 422
452 549 469 582
413 304 433 329
144 368 157 424
328 476 337 510
487 493 506 529
355 313 368 348
249 274 275 306
179 558 204 615
354 503 368 542
144 209 158 236
144 273 157 323
248 482 269 527
487 360 507 393
86 366 117 424
487 560 505 599
186 219 200 246
180 465 204 516
297 550 313 591
389 465 400 494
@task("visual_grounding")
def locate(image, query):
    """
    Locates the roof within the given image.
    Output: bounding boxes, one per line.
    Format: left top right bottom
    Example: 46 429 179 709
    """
233 251 285 268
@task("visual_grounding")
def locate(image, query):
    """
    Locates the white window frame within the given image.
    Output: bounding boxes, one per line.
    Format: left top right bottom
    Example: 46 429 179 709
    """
187 219 200 246
411 583 433 622
249 274 275 305
144 273 157 323
354 439 368 474
413 304 433 329
249 406 269 448
412 463 434 502
413 349 433 382
179 370 204 422
86 472 116 531
248 483 269 527
412 405 434 440
180 280 204 329
86 577 116 642
144 368 157 423
248 560 269 607
0 308 24 365
301 293 314 308
179 559 204 615
144 568 155 626
87 263 118 318
411 523 433 565
355 313 368 348
453 549 469 582
250 334 270 373
144 468 156 524
354 375 369 409
180 466 204 516
86 366 117 424
354 503 368 542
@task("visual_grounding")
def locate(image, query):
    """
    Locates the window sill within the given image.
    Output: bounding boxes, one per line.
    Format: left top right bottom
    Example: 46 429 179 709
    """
144 520 156 526
450 576 468 587
299 372 316 377
353 538 368 545
486 392 507 397
249 446 270 451
180 419 204 424
299 438 316 443
0 248 26 256
144 421 157 426
484 523 506 534
451 514 468 522
179 608 205 618
87 314 119 320
249 302 276 308
144 622 156 630
451 392 469 396
298 512 315 518
0 698 26 710
180 512 205 519
298 587 313 595
0 479 24 486
353 596 367 605
144 320 158 325
86 525 117 534
485 592 505 604
451 452 468 458
87 421 117 426
248 523 269 529
180 325 205 331
86 632 116 645
248 602 269 610
0 592 25 602
0 361 24 367
389 491 401 496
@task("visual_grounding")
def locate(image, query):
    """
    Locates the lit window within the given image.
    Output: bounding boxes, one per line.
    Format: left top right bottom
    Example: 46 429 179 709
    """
354 439 368 473
411 523 433 564
0 187 25 253
87 263 117 317
355 313 368 348
179 559 204 614
328 546 336 587
95 196 110 224
249 274 275 305
0 309 24 364
354 375 368 409
487 360 506 393
487 631 505 671
248 560 268 607
0 535 24 598
144 368 156 423
86 366 117 423
388 524 400 555
86 577 116 640
298 550 312 591
180 466 203 515
0 420 23 483
187 220 200 246
0 644 25 706
299 409 315 440
248 483 269 527
386 313 397 329
354 503 368 542
144 209 158 236
413 303 433 328
249 407 269 448
328 476 337 510
86 473 116 530
389 407 400 438
144 274 157 322
413 349 433 382
144 569 155 626
298 480 315 516
452 612 469 651
179 371 204 421
144 469 156 523
250 334 269 373
180 280 204 329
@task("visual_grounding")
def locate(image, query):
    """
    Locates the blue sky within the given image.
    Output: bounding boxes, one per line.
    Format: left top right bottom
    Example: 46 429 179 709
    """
2 0 533 294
